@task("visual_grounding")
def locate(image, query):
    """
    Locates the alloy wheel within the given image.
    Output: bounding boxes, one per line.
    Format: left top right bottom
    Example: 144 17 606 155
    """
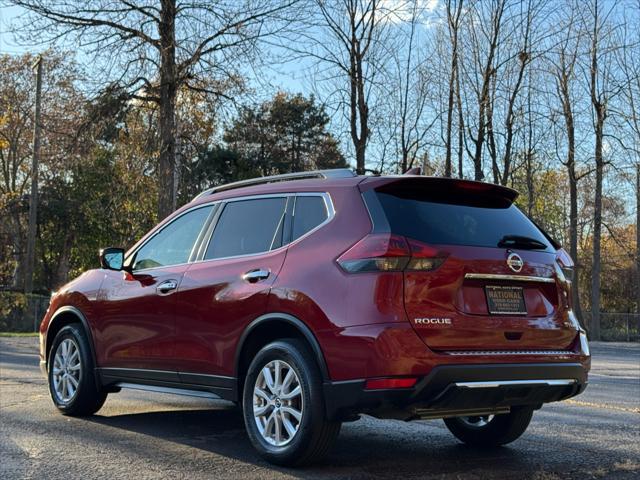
253 359 304 446
52 338 82 404
459 415 495 428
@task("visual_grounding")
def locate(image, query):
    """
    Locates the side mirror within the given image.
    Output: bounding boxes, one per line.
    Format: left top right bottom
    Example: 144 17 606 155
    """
99 247 125 271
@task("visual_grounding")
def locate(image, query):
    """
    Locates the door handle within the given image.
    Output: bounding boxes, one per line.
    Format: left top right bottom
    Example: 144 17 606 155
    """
242 269 270 283
157 279 179 294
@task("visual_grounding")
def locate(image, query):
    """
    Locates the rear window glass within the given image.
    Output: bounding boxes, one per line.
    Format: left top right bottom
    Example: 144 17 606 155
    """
375 192 552 251
292 196 328 240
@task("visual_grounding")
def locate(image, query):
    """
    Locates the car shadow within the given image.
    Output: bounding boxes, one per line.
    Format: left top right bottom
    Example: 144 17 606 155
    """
87 406 538 479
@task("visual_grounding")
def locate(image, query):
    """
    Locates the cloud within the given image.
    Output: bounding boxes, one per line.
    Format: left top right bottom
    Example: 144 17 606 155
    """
377 0 439 24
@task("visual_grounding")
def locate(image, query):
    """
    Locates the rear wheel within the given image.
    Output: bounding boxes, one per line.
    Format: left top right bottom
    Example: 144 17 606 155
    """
443 407 534 447
242 339 341 466
48 324 107 416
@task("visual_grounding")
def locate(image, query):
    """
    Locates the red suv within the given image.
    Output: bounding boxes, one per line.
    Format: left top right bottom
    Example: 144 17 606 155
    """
39 170 590 466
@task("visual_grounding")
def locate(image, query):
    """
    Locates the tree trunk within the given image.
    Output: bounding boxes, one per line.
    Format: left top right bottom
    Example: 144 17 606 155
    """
53 231 73 289
561 72 584 323
525 151 534 216
501 53 530 186
470 1 504 182
444 0 462 178
11 212 25 290
636 164 639 315
157 0 177 221
456 61 464 179
589 0 604 341
568 142 584 323
590 109 604 340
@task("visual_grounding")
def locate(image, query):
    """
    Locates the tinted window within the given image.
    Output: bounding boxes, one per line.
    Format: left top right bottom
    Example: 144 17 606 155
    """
133 206 213 270
376 192 551 251
292 196 328 240
205 197 286 259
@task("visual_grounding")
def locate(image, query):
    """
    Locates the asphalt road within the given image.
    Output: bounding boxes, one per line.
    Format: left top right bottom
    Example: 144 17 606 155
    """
1 338 638 480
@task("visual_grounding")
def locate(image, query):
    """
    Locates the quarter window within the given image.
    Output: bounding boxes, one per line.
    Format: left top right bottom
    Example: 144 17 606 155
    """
205 197 287 259
292 196 329 241
132 205 213 270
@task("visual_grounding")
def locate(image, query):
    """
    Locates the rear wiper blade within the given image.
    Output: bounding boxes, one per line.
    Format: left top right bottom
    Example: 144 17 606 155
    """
498 235 547 250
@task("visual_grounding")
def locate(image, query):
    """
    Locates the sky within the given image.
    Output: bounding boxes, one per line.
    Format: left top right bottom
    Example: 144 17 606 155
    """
0 1 636 216
0 5 24 55
0 3 310 93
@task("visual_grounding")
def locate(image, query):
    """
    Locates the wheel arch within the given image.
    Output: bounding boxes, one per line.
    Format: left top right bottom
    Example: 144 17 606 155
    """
46 306 99 384
235 313 331 391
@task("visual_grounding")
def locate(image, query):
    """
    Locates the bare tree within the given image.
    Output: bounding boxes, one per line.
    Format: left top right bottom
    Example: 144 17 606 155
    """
613 7 640 316
463 0 507 181
584 0 622 339
547 1 586 322
9 0 296 219
444 0 464 178
385 1 436 173
289 0 389 174
491 0 537 186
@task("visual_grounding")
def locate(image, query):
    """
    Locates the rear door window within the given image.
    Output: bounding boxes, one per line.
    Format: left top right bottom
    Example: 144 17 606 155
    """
375 192 552 251
292 196 329 241
205 197 287 259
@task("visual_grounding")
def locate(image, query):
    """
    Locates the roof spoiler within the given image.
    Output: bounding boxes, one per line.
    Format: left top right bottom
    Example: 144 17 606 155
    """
360 176 519 205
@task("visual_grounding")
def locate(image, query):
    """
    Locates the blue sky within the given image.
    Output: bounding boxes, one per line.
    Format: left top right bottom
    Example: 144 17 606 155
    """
0 5 24 54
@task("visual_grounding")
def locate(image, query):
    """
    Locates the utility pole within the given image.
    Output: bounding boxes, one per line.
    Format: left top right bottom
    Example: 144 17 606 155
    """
24 56 42 294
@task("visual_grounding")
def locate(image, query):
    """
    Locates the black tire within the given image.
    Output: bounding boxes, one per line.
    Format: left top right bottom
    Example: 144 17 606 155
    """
443 407 534 447
48 324 107 416
242 339 341 466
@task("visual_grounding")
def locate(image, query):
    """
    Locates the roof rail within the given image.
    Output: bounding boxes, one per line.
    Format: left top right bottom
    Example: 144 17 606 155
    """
192 168 357 201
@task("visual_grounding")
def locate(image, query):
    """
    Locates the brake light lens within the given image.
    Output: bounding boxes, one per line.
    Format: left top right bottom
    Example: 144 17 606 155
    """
337 233 446 273
556 248 574 282
364 377 418 390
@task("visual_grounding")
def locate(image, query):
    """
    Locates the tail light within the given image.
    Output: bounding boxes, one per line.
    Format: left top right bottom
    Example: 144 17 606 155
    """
556 248 575 310
556 248 574 283
337 233 446 273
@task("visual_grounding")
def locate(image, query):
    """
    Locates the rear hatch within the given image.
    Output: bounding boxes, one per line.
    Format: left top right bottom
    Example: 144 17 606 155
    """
360 177 576 352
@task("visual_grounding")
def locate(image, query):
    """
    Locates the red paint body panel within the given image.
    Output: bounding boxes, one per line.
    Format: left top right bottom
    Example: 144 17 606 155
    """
174 248 287 376
93 266 187 369
266 185 407 333
403 245 576 351
39 174 590 400
316 323 588 381
39 269 106 364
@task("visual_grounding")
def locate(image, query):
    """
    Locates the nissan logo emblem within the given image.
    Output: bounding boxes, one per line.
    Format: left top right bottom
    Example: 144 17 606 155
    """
507 252 524 273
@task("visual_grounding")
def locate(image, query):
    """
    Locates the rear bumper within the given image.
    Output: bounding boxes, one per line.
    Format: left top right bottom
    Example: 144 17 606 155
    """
323 362 587 421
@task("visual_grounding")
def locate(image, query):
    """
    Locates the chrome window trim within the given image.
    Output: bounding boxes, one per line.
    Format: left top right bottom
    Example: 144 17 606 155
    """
194 192 335 265
464 273 556 283
125 192 336 272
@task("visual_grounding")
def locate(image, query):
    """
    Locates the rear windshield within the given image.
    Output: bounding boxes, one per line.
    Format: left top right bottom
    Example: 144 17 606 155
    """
375 191 553 252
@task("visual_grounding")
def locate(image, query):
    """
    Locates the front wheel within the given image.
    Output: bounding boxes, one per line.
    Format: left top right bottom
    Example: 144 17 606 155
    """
242 339 341 466
443 407 534 447
48 324 107 416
